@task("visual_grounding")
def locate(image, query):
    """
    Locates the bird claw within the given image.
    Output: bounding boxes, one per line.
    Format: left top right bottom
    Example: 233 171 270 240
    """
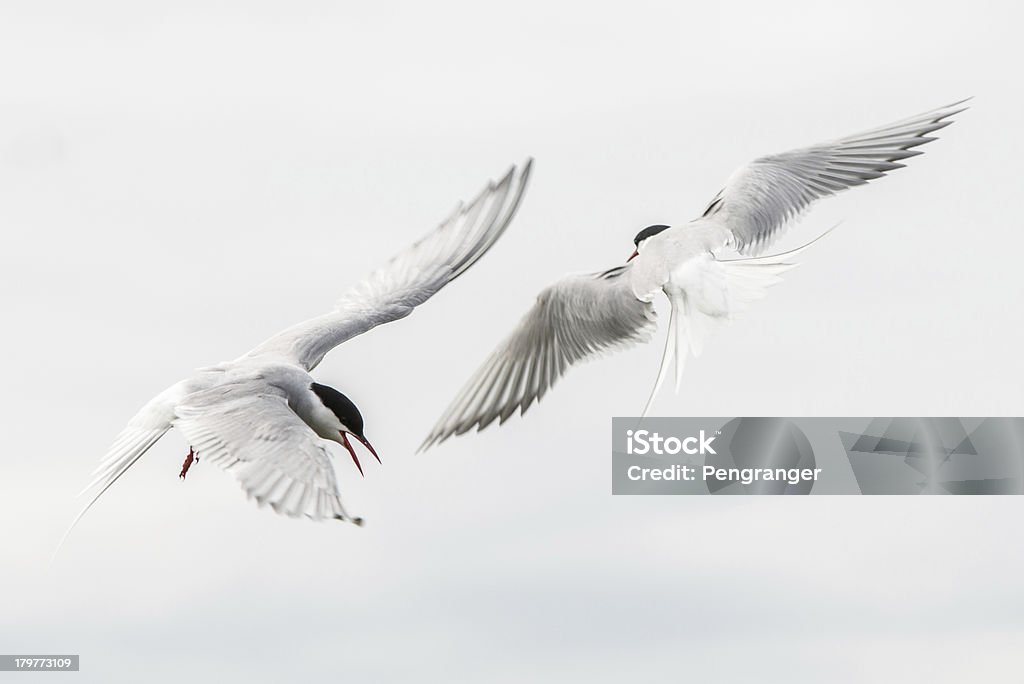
179 447 196 479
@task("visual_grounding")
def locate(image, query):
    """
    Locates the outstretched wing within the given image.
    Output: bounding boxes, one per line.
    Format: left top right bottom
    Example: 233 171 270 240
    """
173 383 360 523
244 159 533 371
421 266 656 450
700 100 968 254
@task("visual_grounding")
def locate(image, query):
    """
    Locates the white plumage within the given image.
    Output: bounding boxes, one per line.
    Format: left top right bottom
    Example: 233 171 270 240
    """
59 159 533 552
422 101 967 448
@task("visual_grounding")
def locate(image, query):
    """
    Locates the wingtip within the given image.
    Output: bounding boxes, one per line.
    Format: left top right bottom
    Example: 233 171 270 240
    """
489 157 532 207
509 157 534 191
421 427 455 452
934 97 972 119
497 163 516 188
332 513 365 526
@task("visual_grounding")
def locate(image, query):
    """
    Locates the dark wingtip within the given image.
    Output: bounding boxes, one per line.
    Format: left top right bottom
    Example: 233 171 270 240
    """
417 432 443 453
520 156 535 179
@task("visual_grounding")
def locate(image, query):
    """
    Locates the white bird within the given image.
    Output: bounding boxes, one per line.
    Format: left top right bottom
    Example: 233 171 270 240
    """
422 101 967 449
60 159 533 547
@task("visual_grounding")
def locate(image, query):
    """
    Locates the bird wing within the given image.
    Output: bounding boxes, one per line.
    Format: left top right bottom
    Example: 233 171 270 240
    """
172 382 360 522
54 383 182 559
243 159 533 371
699 99 968 255
421 266 657 449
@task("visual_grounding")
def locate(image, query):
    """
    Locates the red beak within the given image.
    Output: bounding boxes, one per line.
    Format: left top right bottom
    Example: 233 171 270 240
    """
340 432 363 476
353 433 381 464
627 249 639 262
340 431 381 477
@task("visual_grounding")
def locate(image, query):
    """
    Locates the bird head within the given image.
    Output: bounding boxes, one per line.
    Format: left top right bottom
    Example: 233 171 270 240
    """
310 382 380 476
628 224 671 261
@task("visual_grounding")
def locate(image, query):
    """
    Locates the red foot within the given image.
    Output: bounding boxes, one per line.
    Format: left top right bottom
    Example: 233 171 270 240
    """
179 447 197 479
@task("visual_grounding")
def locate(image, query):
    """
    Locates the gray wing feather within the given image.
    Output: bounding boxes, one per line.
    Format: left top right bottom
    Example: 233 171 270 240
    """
421 268 657 449
243 159 533 371
704 100 968 254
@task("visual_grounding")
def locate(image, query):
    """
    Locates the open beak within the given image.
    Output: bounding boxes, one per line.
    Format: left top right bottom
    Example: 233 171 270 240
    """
627 249 639 262
340 431 381 477
340 432 363 476
354 433 381 464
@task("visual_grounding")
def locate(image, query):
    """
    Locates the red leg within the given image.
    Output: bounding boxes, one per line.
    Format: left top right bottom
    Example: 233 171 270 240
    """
179 447 196 479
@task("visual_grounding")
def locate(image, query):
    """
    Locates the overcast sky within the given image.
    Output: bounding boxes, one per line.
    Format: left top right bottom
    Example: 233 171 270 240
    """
1 1 1022 681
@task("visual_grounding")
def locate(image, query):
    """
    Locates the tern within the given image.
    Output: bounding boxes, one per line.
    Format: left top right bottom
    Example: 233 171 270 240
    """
61 159 532 546
422 101 967 449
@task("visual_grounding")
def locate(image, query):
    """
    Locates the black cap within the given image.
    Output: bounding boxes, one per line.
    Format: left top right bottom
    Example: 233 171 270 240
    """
311 383 365 437
633 224 671 246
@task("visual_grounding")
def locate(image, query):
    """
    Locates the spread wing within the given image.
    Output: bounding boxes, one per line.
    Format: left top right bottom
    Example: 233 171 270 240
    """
244 159 533 371
421 266 657 450
173 383 360 523
701 99 968 254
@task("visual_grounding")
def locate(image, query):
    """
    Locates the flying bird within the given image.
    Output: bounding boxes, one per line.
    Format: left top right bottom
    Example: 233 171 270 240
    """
422 101 967 449
61 159 532 546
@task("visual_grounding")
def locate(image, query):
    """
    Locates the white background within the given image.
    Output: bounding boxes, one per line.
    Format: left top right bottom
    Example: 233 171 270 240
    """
1 1 1022 681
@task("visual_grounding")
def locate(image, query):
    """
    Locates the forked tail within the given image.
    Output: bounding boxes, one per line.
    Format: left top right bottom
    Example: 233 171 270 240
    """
51 385 181 563
640 225 838 417
51 427 169 563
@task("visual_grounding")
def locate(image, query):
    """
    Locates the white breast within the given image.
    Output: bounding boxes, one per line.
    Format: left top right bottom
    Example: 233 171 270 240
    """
628 220 731 300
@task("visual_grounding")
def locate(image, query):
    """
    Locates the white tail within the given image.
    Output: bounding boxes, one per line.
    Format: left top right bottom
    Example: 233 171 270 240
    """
51 383 182 563
640 225 837 416
51 427 169 564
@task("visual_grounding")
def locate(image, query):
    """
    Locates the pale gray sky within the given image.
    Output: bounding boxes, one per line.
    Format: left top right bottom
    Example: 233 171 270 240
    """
1 1 1022 681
